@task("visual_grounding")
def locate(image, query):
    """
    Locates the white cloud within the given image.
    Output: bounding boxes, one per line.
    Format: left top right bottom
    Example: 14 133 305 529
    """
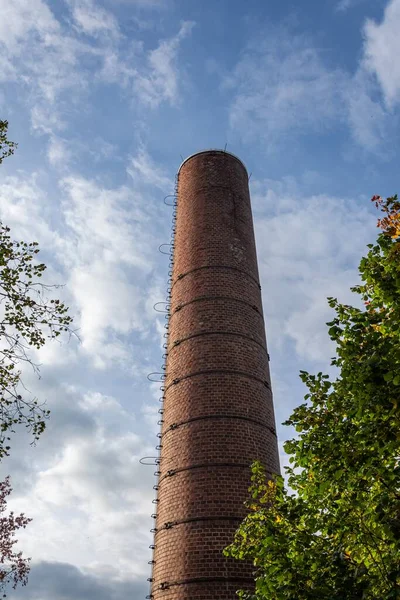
31 105 68 134
47 136 72 167
0 1 104 133
60 175 153 271
133 21 195 107
0 161 165 593
0 0 103 102
0 164 163 368
127 146 173 190
252 179 375 362
0 1 194 140
0 55 16 82
0 173 57 246
2 389 154 580
226 30 348 145
47 134 120 168
69 265 139 362
67 0 120 39
363 0 400 108
0 0 59 54
59 173 159 366
346 68 391 150
227 21 396 153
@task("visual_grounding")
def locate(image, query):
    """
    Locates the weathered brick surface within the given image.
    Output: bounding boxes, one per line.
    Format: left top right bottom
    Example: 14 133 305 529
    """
163 374 276 427
170 297 266 345
151 151 279 600
172 269 263 314
166 335 269 384
155 581 254 600
156 466 254 524
160 418 277 470
153 522 252 581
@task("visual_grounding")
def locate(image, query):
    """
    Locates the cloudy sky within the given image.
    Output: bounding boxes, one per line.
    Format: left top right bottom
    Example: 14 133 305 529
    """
0 0 399 598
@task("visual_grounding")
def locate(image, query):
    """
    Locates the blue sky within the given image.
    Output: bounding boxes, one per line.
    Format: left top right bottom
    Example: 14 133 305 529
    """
0 0 399 598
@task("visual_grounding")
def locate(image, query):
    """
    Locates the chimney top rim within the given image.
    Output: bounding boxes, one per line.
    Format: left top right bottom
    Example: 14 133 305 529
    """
178 150 248 177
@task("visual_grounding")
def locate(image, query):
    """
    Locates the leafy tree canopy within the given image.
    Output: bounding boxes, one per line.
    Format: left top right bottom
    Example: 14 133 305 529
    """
0 121 17 165
0 477 31 596
0 119 74 595
0 222 73 458
225 195 400 600
0 121 74 459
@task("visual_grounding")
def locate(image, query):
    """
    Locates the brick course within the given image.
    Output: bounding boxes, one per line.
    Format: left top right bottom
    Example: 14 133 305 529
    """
151 151 279 600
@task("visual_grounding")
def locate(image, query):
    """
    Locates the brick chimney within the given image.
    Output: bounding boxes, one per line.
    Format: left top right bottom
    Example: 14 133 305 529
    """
150 150 280 600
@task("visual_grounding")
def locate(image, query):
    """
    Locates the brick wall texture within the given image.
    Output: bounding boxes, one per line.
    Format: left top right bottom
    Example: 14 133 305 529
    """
151 150 280 600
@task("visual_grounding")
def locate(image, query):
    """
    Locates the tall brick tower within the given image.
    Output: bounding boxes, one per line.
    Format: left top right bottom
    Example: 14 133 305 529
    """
150 150 280 600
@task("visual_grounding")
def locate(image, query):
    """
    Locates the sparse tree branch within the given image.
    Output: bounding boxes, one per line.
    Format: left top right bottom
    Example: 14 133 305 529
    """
225 195 400 600
0 119 75 597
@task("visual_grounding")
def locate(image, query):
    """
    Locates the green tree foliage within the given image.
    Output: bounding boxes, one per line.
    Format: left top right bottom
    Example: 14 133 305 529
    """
0 223 73 458
0 121 74 458
0 119 74 595
0 121 17 165
0 477 31 595
225 195 400 600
